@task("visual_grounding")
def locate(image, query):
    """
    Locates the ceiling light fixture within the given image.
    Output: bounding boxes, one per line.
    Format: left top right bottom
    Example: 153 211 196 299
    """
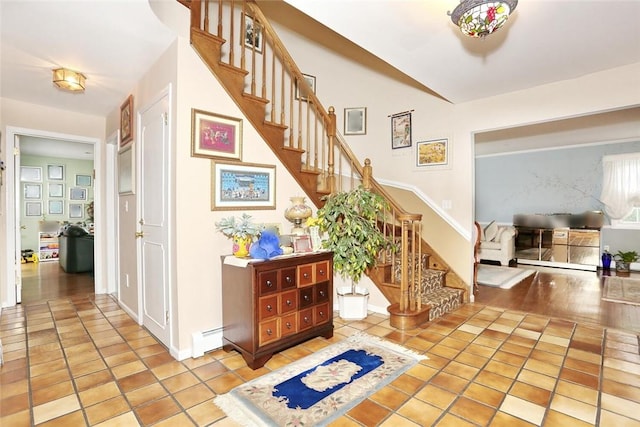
449 0 518 38
52 68 86 92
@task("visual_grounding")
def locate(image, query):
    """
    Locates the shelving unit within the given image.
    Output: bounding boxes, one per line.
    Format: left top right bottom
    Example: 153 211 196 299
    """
39 232 59 261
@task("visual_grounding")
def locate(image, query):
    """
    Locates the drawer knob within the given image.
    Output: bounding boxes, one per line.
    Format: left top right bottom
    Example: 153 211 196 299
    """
285 322 292 329
319 311 325 318
319 290 325 297
266 304 273 312
266 328 273 335
303 273 309 279
304 295 310 301
285 276 292 283
286 299 292 306
319 269 325 276
304 316 310 324
266 280 273 288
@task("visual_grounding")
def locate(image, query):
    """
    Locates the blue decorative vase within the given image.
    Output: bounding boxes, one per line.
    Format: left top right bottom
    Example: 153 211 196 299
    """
601 252 612 270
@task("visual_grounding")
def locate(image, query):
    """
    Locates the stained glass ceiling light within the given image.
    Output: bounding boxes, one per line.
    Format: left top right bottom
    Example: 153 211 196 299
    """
449 0 518 38
52 68 86 92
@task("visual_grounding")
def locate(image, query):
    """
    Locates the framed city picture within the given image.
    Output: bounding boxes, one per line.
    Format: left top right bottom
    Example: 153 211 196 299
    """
211 160 275 210
191 109 242 161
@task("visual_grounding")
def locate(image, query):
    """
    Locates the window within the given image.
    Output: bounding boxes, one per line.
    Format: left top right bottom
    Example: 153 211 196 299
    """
601 152 640 228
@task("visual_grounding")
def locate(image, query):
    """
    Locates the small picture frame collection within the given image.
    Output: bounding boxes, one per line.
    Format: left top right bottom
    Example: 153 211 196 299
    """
20 162 93 219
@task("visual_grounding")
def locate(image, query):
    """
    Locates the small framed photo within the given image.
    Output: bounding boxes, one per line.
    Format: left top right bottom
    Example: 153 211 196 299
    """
391 111 412 149
293 235 312 253
76 174 92 187
24 183 42 199
120 94 134 147
69 203 84 219
48 200 63 215
243 14 262 53
191 109 242 161
295 73 316 102
49 183 64 198
118 146 135 195
417 139 449 167
344 107 367 135
47 164 64 180
25 201 42 217
211 160 276 210
20 166 42 182
69 187 87 201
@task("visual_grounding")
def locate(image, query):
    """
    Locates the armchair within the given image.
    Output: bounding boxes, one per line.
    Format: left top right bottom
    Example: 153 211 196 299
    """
58 225 94 273
477 221 516 266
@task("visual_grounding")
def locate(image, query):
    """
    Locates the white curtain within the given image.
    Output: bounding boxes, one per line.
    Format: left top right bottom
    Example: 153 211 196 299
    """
600 152 640 219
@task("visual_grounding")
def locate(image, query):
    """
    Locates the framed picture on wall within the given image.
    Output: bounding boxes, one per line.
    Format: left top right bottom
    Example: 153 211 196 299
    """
416 139 448 167
20 166 42 182
295 73 316 102
191 109 242 161
120 94 134 147
391 111 412 149
211 160 276 210
344 107 367 135
47 164 64 180
69 187 87 201
25 201 42 216
242 14 262 53
48 200 63 215
24 183 41 199
49 183 64 198
69 203 84 219
118 146 134 195
75 174 92 187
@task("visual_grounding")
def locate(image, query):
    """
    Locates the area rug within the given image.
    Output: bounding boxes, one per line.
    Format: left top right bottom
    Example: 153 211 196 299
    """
214 333 427 427
477 264 536 289
602 276 640 306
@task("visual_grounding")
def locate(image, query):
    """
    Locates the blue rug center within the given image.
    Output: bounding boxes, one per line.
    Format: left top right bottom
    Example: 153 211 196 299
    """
272 349 383 409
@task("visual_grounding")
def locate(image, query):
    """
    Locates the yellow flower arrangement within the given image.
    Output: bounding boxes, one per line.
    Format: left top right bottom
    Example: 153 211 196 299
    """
305 216 320 227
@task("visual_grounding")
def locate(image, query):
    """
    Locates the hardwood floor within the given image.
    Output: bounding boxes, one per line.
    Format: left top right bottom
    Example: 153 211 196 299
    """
475 264 640 332
20 261 94 305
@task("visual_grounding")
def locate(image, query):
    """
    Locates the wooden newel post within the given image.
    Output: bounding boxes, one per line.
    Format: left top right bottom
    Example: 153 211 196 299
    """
362 158 372 190
327 106 336 194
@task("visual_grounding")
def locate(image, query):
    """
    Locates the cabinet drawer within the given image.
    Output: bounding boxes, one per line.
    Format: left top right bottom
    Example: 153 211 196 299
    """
280 268 297 290
315 261 330 282
299 287 314 308
315 282 329 303
259 318 280 346
280 313 297 337
280 290 298 314
298 308 314 331
258 295 278 320
258 270 279 295
314 303 330 325
298 264 314 287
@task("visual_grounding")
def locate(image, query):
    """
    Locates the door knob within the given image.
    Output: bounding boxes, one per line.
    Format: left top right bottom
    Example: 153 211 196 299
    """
135 231 144 238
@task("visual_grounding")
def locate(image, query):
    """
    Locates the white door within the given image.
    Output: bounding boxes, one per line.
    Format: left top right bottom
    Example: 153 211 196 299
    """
138 92 171 346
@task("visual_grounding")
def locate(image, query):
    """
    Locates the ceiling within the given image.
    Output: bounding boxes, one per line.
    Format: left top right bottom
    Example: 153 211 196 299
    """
2 0 639 158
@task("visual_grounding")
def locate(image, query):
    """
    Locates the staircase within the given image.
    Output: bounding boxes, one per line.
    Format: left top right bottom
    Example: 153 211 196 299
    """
182 0 467 328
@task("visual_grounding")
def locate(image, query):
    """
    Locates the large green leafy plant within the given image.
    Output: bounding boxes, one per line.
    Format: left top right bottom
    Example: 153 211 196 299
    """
317 186 395 287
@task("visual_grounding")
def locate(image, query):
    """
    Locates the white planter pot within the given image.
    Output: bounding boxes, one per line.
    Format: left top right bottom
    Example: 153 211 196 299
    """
337 286 369 320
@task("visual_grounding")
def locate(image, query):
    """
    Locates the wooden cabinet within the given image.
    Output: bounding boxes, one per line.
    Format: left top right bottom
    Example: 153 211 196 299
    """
221 252 333 369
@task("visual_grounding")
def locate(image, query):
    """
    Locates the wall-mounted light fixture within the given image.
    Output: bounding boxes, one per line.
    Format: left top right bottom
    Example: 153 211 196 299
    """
52 68 86 92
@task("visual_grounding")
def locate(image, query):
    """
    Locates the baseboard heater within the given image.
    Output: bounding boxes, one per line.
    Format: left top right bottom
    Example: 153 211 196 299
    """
191 327 224 358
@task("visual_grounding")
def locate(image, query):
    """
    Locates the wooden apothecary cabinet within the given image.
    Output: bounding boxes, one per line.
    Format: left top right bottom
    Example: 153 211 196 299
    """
221 252 333 369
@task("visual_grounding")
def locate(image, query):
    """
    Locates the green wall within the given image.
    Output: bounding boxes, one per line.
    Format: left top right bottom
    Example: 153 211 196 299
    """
20 155 94 254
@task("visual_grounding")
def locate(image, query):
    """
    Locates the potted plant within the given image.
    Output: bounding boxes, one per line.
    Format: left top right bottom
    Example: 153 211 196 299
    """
215 213 263 257
614 250 639 274
317 185 396 319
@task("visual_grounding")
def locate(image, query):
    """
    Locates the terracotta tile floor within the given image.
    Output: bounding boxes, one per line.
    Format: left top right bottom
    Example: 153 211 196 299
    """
2 294 640 426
